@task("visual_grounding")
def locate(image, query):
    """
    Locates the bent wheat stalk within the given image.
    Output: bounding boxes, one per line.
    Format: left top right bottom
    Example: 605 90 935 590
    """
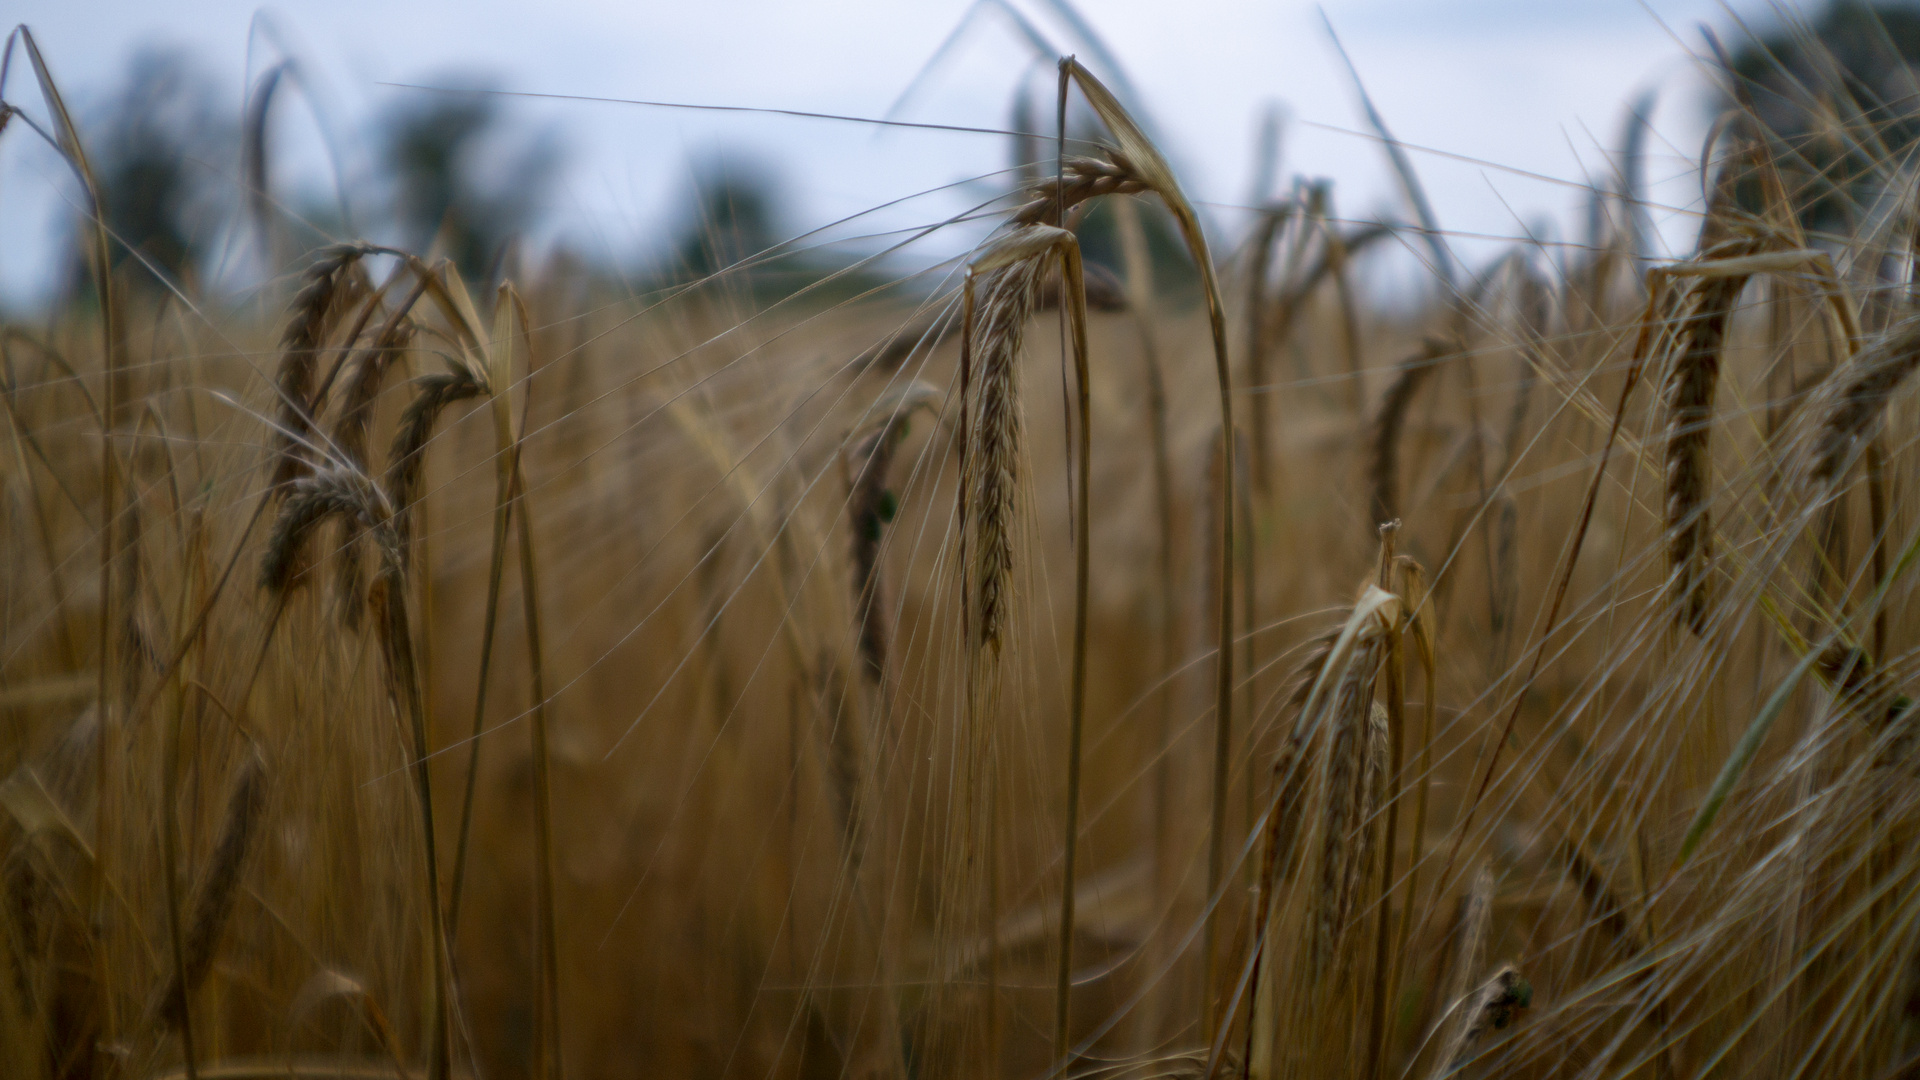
1057 60 1242 1046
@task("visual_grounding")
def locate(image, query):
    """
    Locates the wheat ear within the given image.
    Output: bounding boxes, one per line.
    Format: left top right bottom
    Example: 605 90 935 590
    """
1370 342 1442 526
1422 864 1494 1078
268 244 373 495
158 748 265 1025
1428 963 1531 1078
846 383 940 683
1662 150 1761 635
1810 317 1920 486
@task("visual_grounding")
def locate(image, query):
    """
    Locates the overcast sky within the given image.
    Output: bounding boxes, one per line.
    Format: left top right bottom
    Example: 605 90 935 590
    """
0 0 1776 308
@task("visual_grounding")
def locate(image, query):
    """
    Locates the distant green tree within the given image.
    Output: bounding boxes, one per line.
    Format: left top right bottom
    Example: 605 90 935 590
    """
666 156 782 281
76 48 230 292
1723 1 1920 235
378 82 557 281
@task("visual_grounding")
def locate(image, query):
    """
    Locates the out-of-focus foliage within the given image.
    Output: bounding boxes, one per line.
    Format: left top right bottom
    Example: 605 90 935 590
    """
667 154 782 281
377 80 558 281
76 47 231 293
1724 0 1920 235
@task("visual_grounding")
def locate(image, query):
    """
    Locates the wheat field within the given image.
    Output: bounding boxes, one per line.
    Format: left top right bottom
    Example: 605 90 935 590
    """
5 11 1920 1080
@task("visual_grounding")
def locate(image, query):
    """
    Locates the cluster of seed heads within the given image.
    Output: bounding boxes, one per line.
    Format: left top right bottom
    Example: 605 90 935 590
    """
1011 150 1151 227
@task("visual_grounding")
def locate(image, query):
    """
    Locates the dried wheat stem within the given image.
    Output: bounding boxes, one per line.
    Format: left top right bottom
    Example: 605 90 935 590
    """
1366 525 1403 1080
1053 64 1240 1054
1112 198 1182 1034
512 460 565 1080
159 685 198 1079
1245 202 1294 495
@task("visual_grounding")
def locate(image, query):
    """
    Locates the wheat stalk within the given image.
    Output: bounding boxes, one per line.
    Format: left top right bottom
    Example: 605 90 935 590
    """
259 461 449 1080
384 369 485 560
1246 586 1399 1080
955 217 1093 1069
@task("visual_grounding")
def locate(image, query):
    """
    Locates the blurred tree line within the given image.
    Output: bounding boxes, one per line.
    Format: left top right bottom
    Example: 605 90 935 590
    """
1721 0 1920 237
72 52 564 294
64 47 822 302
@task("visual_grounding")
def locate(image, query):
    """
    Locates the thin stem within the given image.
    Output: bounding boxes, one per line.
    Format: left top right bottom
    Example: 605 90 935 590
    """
162 677 199 1080
1054 238 1094 1070
378 574 452 1080
1366 524 1402 1080
447 496 511 934
515 462 564 1080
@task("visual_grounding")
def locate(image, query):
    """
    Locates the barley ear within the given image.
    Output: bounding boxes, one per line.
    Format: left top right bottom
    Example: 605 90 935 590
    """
845 382 941 683
268 244 373 495
1422 864 1495 1080
1662 148 1763 635
1370 343 1442 526
158 748 266 1026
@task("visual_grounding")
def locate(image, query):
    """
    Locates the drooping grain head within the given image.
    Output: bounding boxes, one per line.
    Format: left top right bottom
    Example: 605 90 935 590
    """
269 244 373 495
1370 342 1442 527
384 369 485 562
845 383 939 683
1312 635 1389 974
1010 151 1151 228
1810 317 1920 486
968 253 1046 654
332 318 419 626
1353 700 1389 895
1278 594 1397 979
1662 150 1764 635
335 319 419 471
159 748 266 1027
260 467 387 594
